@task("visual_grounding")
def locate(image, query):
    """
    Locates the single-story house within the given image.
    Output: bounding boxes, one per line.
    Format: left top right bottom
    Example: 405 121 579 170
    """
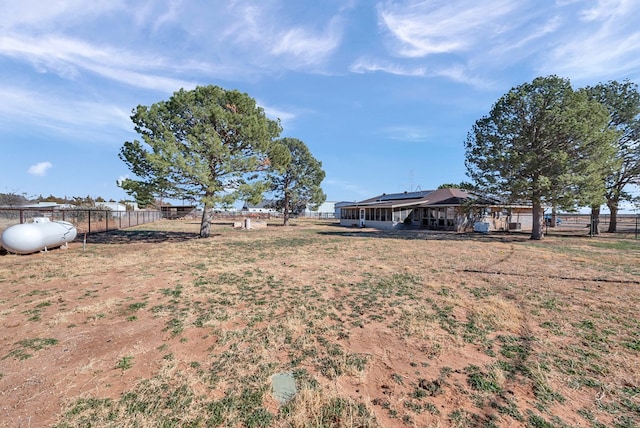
302 201 337 218
339 188 532 232
96 201 127 212
242 200 279 214
334 201 355 219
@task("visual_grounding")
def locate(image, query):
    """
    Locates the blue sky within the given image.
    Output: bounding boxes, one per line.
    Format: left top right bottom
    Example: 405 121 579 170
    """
2 0 640 207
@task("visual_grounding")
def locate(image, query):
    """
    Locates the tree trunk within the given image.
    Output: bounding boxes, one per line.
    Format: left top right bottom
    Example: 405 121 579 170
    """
283 192 290 226
530 200 544 240
200 205 214 237
550 207 557 228
590 206 601 236
607 198 619 233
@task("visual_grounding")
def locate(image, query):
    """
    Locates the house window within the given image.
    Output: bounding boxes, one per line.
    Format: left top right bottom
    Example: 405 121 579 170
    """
344 208 357 219
446 207 455 227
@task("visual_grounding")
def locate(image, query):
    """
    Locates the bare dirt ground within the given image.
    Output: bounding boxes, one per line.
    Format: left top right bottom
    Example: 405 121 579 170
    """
0 219 639 427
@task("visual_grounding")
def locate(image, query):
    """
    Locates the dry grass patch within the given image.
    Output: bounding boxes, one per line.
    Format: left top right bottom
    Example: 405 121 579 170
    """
1 219 639 427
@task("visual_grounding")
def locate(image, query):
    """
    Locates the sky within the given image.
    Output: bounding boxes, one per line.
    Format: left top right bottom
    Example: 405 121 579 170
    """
1 0 640 209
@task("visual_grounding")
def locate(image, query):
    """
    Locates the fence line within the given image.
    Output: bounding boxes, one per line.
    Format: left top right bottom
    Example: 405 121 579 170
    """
0 208 162 236
540 213 640 238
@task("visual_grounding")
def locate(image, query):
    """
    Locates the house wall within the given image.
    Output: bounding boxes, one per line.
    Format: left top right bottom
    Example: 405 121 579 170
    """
97 202 126 212
340 207 469 231
338 218 401 229
248 207 277 214
472 208 533 232
339 205 533 232
303 201 336 218
508 210 533 230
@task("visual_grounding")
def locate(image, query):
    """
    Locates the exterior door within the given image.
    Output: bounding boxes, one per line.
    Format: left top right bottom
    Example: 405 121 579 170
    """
360 209 365 227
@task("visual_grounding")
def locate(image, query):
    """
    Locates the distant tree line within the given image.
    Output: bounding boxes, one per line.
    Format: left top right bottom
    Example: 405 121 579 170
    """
0 193 134 209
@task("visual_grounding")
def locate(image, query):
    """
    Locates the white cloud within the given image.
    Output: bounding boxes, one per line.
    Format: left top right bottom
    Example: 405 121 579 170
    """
433 64 495 89
0 0 123 30
350 57 426 76
257 101 296 126
378 0 517 57
380 126 429 142
0 86 134 143
0 1 349 88
270 16 344 66
0 34 198 92
350 57 492 88
579 0 632 22
371 0 640 85
541 0 640 81
28 161 53 177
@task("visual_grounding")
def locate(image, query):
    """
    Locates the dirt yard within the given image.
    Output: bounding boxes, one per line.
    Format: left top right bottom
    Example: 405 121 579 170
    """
1 219 638 427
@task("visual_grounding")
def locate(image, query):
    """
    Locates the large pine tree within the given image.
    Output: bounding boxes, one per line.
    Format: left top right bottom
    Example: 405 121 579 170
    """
465 76 616 240
119 85 282 237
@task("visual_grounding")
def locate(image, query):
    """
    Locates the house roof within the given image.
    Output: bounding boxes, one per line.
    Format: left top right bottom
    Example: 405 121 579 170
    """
347 190 435 209
2 202 76 209
243 199 277 209
359 190 434 204
340 188 508 210
416 188 488 207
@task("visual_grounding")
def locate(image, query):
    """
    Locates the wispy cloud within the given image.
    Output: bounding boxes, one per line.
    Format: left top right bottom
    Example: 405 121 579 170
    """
379 126 429 142
258 101 297 126
542 0 640 81
0 86 133 142
433 64 495 89
270 16 344 67
0 0 123 29
0 1 347 94
579 0 632 22
28 161 53 177
378 0 517 57
370 0 640 85
0 34 199 92
350 57 426 76
350 57 492 88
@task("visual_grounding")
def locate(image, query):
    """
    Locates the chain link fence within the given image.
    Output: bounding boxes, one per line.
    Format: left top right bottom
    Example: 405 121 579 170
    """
0 208 162 236
544 213 640 238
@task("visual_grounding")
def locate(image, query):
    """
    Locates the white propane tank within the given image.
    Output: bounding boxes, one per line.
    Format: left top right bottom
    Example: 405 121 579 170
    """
1 217 78 254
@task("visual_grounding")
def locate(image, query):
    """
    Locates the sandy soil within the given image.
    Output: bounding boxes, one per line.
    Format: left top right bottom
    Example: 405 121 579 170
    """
1 220 638 427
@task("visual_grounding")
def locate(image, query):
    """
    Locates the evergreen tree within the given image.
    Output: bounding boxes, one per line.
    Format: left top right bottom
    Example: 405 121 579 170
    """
465 76 616 239
119 85 282 237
